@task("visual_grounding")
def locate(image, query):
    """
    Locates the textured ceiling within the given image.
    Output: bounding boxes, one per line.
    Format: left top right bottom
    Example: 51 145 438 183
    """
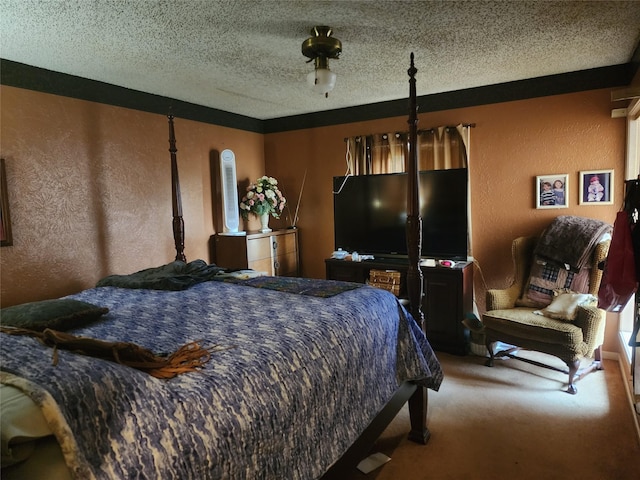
1 0 639 120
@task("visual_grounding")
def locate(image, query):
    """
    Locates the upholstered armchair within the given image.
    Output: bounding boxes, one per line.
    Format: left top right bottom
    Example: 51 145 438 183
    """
482 235 610 394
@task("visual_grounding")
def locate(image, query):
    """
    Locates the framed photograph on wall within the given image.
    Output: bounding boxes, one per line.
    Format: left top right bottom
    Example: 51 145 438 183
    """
579 170 614 205
535 174 569 209
1 158 12 247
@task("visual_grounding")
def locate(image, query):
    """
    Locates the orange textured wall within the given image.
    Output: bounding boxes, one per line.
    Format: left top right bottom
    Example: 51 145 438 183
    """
0 85 627 352
0 86 264 307
265 88 624 350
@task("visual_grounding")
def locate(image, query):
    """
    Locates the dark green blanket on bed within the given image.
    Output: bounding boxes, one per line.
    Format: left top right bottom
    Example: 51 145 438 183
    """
96 260 362 297
226 276 362 298
97 260 225 291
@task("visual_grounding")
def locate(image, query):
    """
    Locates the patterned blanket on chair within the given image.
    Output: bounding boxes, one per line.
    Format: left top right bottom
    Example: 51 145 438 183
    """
518 216 611 308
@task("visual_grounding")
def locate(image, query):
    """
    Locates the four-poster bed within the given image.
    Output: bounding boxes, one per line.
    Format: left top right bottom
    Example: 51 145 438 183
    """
168 114 186 263
0 56 439 479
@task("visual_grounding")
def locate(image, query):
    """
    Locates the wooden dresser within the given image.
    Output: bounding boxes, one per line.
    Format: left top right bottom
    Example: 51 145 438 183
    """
212 229 299 277
325 257 473 355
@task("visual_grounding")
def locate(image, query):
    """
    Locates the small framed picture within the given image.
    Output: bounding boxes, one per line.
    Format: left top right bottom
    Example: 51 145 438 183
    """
579 170 614 205
536 174 569 209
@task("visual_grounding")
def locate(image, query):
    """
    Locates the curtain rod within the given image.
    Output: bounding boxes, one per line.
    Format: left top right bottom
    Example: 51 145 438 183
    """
344 123 476 142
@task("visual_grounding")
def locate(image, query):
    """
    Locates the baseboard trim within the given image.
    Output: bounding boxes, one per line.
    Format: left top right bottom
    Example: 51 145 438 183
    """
607 346 640 447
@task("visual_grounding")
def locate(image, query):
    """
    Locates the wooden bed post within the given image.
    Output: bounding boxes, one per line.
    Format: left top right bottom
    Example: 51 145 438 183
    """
167 114 187 262
405 53 424 330
406 53 430 445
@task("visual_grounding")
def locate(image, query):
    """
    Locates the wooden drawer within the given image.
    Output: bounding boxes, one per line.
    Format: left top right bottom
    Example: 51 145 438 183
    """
273 232 297 255
275 251 298 276
247 236 272 262
325 263 365 283
249 257 274 274
213 229 299 277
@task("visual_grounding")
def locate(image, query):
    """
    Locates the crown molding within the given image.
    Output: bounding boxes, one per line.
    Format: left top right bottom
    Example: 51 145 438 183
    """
0 59 264 133
2 59 637 134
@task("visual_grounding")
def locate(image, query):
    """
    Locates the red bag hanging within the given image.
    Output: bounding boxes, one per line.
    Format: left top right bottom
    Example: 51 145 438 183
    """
598 211 638 312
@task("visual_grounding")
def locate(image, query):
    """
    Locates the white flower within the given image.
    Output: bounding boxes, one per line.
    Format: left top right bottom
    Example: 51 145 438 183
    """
239 176 287 221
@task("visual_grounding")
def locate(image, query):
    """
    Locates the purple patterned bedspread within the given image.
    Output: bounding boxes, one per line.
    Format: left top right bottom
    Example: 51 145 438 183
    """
0 278 442 479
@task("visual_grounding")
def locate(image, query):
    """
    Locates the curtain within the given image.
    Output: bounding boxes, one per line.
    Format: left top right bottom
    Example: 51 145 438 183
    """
345 125 469 174
343 124 473 256
345 136 369 175
418 126 468 170
345 133 409 175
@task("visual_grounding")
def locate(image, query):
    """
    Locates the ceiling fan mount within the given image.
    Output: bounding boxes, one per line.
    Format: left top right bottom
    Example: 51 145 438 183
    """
301 26 342 97
301 26 342 61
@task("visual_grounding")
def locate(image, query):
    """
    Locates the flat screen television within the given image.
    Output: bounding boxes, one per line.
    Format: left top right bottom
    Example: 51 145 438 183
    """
333 168 468 260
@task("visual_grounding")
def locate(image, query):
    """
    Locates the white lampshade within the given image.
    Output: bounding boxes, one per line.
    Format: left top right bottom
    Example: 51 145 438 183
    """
307 68 337 95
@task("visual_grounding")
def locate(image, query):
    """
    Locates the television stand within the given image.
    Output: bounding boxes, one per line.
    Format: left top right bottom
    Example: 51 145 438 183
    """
325 258 473 355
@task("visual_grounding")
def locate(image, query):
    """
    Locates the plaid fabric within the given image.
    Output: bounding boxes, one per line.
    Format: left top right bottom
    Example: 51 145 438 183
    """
517 258 586 308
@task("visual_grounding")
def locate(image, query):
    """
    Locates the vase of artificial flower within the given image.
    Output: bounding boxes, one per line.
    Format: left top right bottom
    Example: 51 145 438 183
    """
239 176 286 233
259 213 271 233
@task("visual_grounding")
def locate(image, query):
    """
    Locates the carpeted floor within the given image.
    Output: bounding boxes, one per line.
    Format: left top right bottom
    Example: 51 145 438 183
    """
343 351 640 480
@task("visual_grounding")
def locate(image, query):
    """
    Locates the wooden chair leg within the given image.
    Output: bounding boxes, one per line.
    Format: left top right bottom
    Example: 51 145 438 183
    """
569 345 605 393
593 345 604 371
566 359 580 395
485 339 495 367
483 340 604 395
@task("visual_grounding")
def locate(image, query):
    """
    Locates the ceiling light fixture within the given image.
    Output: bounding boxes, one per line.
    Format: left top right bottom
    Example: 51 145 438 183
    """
301 26 342 98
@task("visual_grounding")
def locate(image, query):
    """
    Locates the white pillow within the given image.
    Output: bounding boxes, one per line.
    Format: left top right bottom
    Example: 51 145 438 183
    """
533 293 597 321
